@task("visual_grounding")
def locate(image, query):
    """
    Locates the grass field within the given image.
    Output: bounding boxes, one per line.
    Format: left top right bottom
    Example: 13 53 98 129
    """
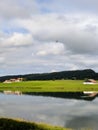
0 80 98 93
0 118 71 130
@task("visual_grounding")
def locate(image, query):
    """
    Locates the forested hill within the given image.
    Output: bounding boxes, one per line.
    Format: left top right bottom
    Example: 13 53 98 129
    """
0 69 98 82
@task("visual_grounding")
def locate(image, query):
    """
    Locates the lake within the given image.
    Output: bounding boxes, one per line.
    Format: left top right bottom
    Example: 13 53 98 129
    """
0 93 98 130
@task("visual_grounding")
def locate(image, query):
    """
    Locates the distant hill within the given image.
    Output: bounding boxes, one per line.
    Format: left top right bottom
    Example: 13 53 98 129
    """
0 69 98 82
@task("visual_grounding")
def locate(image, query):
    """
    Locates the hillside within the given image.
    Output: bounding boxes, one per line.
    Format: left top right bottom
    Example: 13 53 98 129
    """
0 69 97 82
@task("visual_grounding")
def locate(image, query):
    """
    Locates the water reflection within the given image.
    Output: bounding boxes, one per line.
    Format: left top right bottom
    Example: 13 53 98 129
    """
24 92 98 101
0 93 98 130
66 116 98 130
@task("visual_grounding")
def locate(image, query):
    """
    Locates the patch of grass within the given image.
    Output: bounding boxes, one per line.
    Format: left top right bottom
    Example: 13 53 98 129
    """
0 80 98 92
0 118 71 130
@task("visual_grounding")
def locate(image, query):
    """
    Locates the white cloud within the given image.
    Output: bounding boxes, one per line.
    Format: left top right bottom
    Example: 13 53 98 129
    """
0 0 98 75
0 57 5 63
1 13 98 75
36 42 65 56
17 14 98 55
0 32 34 48
0 0 39 19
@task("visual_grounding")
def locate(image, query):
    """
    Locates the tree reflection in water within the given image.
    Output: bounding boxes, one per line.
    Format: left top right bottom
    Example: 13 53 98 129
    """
24 92 98 101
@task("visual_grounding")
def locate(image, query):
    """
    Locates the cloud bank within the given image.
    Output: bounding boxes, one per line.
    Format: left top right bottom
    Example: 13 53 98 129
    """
0 0 98 75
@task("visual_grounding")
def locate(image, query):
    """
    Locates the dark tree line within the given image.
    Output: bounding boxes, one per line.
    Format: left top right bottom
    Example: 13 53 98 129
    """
0 69 98 82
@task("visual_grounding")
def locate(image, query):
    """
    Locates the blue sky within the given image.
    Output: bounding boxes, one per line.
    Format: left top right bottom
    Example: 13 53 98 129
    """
0 0 98 76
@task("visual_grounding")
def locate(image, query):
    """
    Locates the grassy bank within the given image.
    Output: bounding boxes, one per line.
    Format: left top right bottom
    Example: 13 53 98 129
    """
0 80 98 92
0 118 71 130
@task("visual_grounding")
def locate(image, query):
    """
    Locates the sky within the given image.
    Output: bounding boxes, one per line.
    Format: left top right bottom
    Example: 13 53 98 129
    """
0 0 98 76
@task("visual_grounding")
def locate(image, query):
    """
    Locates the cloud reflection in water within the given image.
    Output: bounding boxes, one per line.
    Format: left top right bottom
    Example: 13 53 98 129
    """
0 93 98 130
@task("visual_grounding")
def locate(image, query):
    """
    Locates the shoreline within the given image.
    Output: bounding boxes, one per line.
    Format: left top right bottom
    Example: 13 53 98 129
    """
0 118 70 130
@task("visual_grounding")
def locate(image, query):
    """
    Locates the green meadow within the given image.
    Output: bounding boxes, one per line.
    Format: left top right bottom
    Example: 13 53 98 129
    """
0 80 98 92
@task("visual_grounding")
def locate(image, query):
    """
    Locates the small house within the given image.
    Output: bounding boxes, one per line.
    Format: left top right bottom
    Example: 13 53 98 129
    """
83 79 97 84
3 78 23 83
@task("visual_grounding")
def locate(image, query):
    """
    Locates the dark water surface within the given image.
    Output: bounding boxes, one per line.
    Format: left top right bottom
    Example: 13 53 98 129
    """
0 93 98 130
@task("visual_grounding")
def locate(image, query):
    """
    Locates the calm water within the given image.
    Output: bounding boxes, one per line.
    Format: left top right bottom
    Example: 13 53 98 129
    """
0 93 98 130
